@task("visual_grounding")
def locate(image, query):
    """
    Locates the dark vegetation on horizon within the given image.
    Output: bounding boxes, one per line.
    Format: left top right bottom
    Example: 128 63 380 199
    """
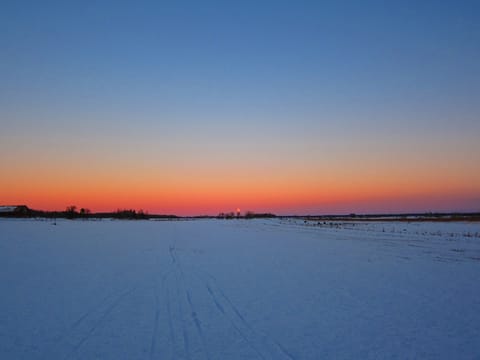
298 212 480 222
217 211 276 219
0 205 479 221
0 205 275 220
0 205 177 220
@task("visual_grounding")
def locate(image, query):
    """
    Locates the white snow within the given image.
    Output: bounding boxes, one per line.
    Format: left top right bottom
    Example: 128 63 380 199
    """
0 218 479 359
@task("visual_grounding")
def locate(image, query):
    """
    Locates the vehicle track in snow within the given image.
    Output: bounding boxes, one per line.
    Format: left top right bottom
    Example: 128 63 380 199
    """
204 281 267 360
168 222 293 359
201 272 295 360
149 268 178 360
63 285 138 360
40 291 114 360
174 269 192 360
173 243 211 360
167 235 194 360
148 288 160 360
165 278 177 359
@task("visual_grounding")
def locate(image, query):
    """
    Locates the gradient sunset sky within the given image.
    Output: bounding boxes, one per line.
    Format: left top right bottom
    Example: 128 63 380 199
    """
1 0 479 215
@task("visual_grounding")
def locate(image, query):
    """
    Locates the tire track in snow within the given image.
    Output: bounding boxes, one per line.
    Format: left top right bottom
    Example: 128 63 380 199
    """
169 245 176 264
149 267 175 359
204 282 267 360
150 236 175 360
149 289 160 360
170 241 192 360
185 288 211 360
63 285 138 360
165 278 177 359
202 272 295 360
206 284 225 314
169 225 192 360
40 291 115 360
149 233 175 359
162 269 177 360
172 239 211 360
174 270 191 360
169 240 191 359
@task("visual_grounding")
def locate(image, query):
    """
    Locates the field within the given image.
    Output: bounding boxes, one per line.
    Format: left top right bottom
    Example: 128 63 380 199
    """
1 218 480 359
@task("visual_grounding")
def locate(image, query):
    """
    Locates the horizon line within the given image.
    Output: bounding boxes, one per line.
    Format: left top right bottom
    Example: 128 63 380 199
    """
1 204 479 219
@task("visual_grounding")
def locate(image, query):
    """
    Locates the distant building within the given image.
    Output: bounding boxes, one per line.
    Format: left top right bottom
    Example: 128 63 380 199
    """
0 205 31 216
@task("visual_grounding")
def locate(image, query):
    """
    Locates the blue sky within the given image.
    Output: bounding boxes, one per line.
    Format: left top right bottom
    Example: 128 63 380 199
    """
1 0 479 214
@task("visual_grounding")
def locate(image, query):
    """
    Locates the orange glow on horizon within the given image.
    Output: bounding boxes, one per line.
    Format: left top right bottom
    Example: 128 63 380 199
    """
2 146 479 215
2 173 479 215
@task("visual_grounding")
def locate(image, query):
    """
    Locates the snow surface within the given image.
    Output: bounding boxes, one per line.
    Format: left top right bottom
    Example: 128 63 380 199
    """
0 218 479 359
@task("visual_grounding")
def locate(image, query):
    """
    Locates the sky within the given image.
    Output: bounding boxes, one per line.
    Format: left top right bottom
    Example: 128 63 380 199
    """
1 0 479 215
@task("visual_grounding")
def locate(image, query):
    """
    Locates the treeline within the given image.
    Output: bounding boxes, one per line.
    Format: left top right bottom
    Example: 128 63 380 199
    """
0 205 177 220
217 211 277 219
2 205 479 221
0 205 277 220
295 212 480 222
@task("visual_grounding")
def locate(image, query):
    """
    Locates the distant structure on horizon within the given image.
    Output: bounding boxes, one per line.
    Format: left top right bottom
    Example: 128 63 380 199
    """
0 205 30 216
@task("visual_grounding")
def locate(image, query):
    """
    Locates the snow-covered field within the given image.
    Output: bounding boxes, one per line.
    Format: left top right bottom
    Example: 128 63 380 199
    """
1 218 479 359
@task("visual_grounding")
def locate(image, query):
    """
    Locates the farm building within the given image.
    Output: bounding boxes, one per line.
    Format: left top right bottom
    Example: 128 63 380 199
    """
0 205 31 216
